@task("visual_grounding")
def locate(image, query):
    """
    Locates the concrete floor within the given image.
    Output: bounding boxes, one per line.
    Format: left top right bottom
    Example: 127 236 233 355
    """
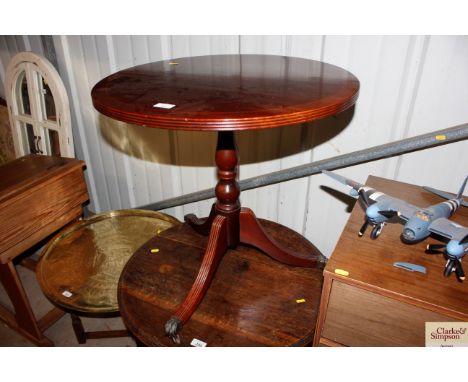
0 261 136 347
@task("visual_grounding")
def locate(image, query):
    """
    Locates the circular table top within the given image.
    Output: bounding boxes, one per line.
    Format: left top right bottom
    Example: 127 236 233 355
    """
92 54 359 131
118 219 325 346
36 209 180 314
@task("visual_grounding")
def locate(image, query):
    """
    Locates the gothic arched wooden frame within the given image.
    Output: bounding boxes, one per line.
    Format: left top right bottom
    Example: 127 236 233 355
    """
5 52 74 158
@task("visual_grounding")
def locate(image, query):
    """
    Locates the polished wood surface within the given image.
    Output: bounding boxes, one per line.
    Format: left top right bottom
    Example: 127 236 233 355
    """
0 154 82 202
314 176 468 347
0 154 88 346
118 220 325 346
0 155 88 263
91 54 359 131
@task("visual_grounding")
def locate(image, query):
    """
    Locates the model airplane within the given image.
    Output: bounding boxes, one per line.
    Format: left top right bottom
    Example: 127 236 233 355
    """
323 170 468 281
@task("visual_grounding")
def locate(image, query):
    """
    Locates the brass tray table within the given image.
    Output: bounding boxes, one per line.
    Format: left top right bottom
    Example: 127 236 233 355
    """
36 209 180 344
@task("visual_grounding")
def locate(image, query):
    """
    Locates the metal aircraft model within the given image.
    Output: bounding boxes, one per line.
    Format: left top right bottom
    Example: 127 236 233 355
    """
323 170 468 281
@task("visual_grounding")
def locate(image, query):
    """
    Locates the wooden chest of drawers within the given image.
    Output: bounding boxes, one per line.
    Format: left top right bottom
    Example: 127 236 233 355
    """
313 176 468 347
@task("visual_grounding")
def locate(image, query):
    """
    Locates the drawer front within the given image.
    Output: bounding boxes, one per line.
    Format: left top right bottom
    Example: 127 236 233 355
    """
0 168 88 256
322 281 459 346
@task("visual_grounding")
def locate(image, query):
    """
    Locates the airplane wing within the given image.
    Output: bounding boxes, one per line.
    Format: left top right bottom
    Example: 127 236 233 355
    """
323 170 419 218
322 170 364 193
423 186 468 207
428 218 468 241
378 199 418 221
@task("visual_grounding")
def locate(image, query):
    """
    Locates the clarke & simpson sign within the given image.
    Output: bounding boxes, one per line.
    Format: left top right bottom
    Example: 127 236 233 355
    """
426 322 468 347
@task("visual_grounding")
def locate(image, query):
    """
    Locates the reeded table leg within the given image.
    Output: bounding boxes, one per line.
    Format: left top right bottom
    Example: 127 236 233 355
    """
165 131 239 342
165 215 228 343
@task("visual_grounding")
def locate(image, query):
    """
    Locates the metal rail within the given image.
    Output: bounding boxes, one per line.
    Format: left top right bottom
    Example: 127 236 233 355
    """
138 123 468 211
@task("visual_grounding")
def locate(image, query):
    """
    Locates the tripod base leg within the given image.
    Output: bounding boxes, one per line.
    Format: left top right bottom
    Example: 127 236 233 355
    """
239 208 319 268
185 204 217 236
165 214 228 343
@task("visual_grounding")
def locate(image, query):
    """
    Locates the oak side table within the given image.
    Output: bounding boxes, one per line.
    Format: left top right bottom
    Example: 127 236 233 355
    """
313 176 468 347
91 54 359 341
0 154 88 346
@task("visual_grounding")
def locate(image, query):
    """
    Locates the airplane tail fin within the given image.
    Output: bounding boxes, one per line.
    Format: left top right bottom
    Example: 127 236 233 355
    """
456 175 468 201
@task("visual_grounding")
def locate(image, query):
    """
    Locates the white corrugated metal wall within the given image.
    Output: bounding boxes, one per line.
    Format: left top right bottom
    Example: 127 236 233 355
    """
1 35 467 257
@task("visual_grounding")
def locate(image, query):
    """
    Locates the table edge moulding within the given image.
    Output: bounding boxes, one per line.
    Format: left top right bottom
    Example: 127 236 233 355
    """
91 54 360 343
91 54 359 131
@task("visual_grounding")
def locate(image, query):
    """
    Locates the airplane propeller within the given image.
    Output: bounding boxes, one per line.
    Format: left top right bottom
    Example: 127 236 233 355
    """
357 188 396 240
444 257 465 281
425 236 468 282
425 243 447 254
357 188 377 238
358 219 370 237
358 188 371 207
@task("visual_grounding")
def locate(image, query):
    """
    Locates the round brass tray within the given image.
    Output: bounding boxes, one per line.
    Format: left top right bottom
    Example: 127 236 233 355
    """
36 209 180 314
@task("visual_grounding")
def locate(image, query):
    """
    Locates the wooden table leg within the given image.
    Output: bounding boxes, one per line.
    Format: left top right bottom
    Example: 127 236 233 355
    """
71 313 88 344
312 274 333 346
0 261 52 346
239 207 319 267
165 214 228 343
185 204 216 235
71 313 131 344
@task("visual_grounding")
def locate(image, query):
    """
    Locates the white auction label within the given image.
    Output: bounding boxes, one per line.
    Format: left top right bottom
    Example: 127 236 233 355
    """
190 338 207 347
153 103 176 109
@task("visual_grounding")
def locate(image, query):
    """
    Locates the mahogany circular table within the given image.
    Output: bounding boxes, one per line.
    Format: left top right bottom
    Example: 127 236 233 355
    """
118 219 325 346
91 54 359 343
